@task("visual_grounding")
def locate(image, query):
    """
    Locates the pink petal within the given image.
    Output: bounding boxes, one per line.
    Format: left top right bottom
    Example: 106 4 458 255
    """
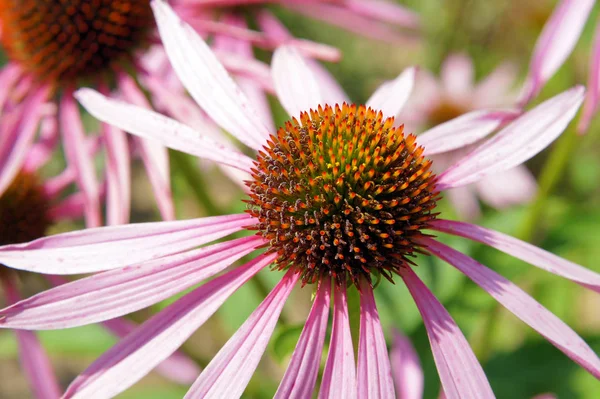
152 0 269 150
399 266 494 399
275 278 331 398
22 113 59 172
48 192 86 221
519 0 594 106
579 23 600 133
75 88 255 173
366 67 416 118
0 213 252 274
344 0 420 29
186 270 299 398
445 185 481 221
2 278 61 399
390 329 423 399
64 253 277 399
437 86 584 190
440 54 474 99
475 165 537 209
0 236 262 329
272 45 323 117
214 49 275 94
429 219 600 293
421 237 600 379
319 283 357 399
473 63 519 106
419 109 520 156
357 280 395 399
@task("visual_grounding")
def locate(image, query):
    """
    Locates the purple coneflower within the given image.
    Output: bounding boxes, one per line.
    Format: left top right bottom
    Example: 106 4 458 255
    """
1 2 600 398
399 53 536 219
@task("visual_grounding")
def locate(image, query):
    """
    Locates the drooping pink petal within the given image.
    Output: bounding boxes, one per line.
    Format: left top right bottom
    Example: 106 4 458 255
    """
59 89 102 227
429 219 600 293
390 329 423 399
22 113 59 172
437 86 584 190
75 88 255 173
419 109 520 156
272 45 323 117
440 54 474 99
119 73 175 220
0 236 263 329
366 67 416 119
63 253 277 399
519 0 594 106
475 165 536 209
100 318 201 385
186 270 299 398
152 0 270 150
2 278 61 399
319 283 356 399
357 279 395 398
578 23 600 133
421 237 600 379
0 213 252 274
48 192 86 221
0 85 50 197
399 266 494 399
275 277 331 398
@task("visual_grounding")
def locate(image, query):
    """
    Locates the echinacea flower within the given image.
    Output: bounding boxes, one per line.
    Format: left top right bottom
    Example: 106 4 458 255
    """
399 54 536 219
2 2 600 398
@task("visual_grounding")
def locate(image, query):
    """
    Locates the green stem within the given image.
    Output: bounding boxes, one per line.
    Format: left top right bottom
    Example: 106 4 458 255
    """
347 285 361 357
170 150 223 216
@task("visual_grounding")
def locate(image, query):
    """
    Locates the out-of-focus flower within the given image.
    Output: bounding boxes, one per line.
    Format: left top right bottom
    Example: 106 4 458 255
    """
1 2 599 398
400 54 536 219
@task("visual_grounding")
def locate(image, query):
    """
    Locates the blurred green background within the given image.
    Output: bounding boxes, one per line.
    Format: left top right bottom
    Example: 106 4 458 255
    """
1 0 600 397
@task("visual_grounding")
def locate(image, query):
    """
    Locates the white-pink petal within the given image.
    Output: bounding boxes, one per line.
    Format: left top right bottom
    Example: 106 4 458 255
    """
399 266 494 399
186 270 299 398
0 213 252 274
75 88 255 173
579 23 600 133
64 253 276 399
422 237 600 380
275 278 330 399
366 67 416 119
440 54 474 99
475 166 536 209
390 329 423 399
437 86 584 190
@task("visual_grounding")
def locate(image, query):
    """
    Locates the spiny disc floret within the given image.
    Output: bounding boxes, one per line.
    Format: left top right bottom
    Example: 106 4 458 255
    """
0 0 152 84
247 103 440 287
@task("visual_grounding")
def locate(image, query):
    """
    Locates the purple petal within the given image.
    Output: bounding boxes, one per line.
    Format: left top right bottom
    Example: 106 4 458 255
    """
366 67 416 118
437 86 584 190
357 280 395 398
275 278 331 398
64 253 276 399
319 283 357 399
75 88 255 173
390 329 423 399
186 270 299 398
399 266 494 399
429 219 600 293
0 213 252 274
421 237 600 379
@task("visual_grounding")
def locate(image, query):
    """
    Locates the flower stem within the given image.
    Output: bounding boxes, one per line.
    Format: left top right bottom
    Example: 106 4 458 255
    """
347 285 361 357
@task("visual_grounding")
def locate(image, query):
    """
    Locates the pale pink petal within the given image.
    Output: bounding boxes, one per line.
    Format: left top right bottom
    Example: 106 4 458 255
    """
22 114 59 172
399 266 494 399
437 86 584 190
421 237 600 379
390 329 423 399
152 1 269 149
441 54 474 99
0 86 50 197
75 88 255 173
0 213 252 274
319 283 357 399
578 23 600 133
186 270 299 398
473 63 519 106
445 185 481 221
100 318 201 385
429 219 600 293
63 253 277 399
275 278 331 398
357 280 395 399
344 0 420 29
0 236 262 329
59 90 101 227
366 67 416 118
2 278 61 399
419 109 520 156
475 165 537 209
519 0 594 105
214 50 275 94
272 45 323 118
